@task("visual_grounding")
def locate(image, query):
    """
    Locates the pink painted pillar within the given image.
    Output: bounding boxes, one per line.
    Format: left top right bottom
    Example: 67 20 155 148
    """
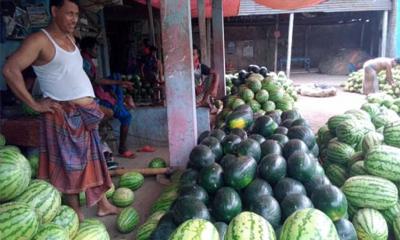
212 0 226 98
160 0 197 167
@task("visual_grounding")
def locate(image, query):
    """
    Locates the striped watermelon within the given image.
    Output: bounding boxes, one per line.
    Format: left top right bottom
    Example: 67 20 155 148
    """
225 211 276 240
364 145 400 181
51 205 79 239
170 219 219 240
326 140 355 166
112 187 134 207
349 161 368 177
352 208 388 240
136 211 166 240
119 171 144 191
380 202 400 227
33 223 68 240
347 202 359 220
117 207 139 233
0 202 39 240
0 149 31 202
317 125 334 147
74 218 110 240
105 183 115 199
327 114 356 135
0 133 5 146
280 208 339 240
341 175 398 210
361 131 383 155
384 121 400 147
335 120 363 145
15 179 61 223
361 103 381 118
0 145 21 153
325 163 348 187
345 109 371 122
28 154 39 178
149 157 167 168
394 216 400 240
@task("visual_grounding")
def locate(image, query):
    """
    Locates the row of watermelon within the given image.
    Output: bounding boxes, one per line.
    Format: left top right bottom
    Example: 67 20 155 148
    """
318 99 400 239
136 108 356 239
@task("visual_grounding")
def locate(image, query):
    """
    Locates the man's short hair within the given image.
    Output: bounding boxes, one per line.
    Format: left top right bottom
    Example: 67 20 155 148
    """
395 58 400 65
50 0 79 9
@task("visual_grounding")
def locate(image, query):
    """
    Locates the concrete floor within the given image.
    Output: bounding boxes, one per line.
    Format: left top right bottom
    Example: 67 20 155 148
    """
82 73 367 239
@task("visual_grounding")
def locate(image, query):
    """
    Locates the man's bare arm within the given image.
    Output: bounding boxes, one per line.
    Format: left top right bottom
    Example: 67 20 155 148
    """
2 33 60 112
386 63 394 85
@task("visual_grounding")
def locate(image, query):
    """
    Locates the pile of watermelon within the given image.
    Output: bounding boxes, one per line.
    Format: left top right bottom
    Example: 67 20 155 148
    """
318 102 400 239
363 92 400 116
343 66 400 97
219 66 297 129
141 109 354 240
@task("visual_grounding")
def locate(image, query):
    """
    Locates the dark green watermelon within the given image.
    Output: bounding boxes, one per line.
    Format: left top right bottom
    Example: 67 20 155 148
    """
235 138 261 162
179 184 209 204
311 184 348 221
269 134 289 147
212 187 242 223
311 144 319 158
303 170 331 195
248 134 266 144
219 154 237 169
221 134 242 155
223 155 257 190
189 145 215 169
251 116 278 138
171 197 210 225
242 178 273 205
280 193 314 219
150 212 177 240
287 125 316 150
247 195 281 228
200 136 223 161
260 140 282 157
198 163 224 194
281 109 301 122
267 111 282 125
281 119 294 128
179 169 198 186
197 131 211 144
291 118 310 127
282 139 309 159
209 129 226 142
274 126 288 135
258 153 287 185
213 222 228 240
287 151 317 182
273 178 307 202
225 107 253 130
334 218 357 240
230 128 248 140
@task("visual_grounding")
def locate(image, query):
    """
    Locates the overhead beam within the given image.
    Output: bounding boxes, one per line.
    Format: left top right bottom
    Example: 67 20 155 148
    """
286 13 294 78
160 0 197 167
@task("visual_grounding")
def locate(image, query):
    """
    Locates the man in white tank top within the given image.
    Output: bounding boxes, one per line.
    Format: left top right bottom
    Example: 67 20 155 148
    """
2 0 119 221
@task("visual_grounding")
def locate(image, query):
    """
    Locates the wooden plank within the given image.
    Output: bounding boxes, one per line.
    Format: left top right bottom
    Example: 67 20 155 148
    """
160 0 197 167
212 0 226 98
147 0 156 46
109 167 171 176
198 0 208 67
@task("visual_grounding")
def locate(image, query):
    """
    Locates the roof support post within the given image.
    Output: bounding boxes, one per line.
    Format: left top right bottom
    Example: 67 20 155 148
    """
212 0 226 98
198 0 208 68
274 15 279 72
286 13 294 78
206 19 212 66
381 10 389 57
160 0 197 167
147 0 156 46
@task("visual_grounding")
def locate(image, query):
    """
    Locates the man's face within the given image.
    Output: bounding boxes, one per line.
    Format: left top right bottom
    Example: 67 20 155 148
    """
52 0 79 34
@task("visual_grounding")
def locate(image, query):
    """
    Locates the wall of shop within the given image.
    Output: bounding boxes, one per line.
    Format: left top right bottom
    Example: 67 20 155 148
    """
222 21 376 72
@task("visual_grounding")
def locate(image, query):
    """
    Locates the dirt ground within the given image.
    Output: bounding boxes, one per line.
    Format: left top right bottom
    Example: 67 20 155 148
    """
81 73 367 239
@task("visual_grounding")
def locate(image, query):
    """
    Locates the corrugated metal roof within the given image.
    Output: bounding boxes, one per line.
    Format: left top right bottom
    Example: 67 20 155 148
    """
239 0 392 15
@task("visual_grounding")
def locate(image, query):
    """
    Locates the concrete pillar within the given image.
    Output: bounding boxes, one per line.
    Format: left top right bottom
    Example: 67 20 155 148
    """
388 0 397 57
99 9 110 77
381 10 389 57
212 0 226 98
160 0 197 167
274 15 279 72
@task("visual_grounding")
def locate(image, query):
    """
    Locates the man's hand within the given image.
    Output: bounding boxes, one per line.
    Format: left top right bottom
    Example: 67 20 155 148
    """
387 78 395 86
31 98 62 113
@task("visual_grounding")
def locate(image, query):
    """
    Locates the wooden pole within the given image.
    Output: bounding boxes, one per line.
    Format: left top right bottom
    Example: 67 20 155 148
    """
274 15 279 72
109 167 171 177
198 0 208 67
99 9 110 77
212 0 226 98
160 0 197 167
206 19 212 66
147 0 156 46
381 10 389 57
286 13 294 78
